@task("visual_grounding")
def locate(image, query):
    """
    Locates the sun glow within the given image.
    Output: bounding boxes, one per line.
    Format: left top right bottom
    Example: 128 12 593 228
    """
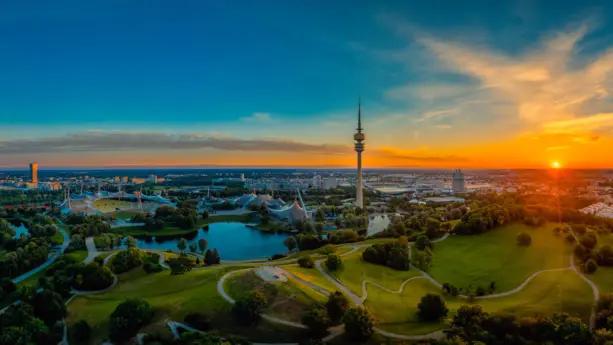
552 161 561 169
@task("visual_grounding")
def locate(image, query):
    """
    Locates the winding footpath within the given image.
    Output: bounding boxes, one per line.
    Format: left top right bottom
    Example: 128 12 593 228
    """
11 226 70 284
83 237 99 264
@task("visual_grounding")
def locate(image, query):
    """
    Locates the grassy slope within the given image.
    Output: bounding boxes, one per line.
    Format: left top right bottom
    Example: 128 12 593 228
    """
282 264 339 294
111 211 142 219
329 247 422 298
429 222 571 292
51 229 65 245
372 270 593 336
585 234 613 293
17 250 89 287
67 266 306 344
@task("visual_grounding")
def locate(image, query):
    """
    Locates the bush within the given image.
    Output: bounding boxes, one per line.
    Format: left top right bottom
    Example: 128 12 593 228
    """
326 291 349 325
110 248 143 274
415 235 433 251
362 241 410 271
325 254 342 271
298 256 315 269
231 291 267 326
442 283 459 297
343 306 376 341
585 258 598 274
574 243 587 260
301 306 331 338
184 312 211 331
71 320 91 344
417 293 449 321
108 299 154 343
516 232 532 246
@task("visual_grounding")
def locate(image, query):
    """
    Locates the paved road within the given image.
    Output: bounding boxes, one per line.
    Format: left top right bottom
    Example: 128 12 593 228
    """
12 226 70 284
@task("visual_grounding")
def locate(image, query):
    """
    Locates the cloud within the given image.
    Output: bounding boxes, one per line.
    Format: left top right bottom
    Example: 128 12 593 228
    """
435 124 452 130
385 83 468 101
543 113 613 133
241 112 272 122
416 108 457 122
376 148 468 162
0 131 349 155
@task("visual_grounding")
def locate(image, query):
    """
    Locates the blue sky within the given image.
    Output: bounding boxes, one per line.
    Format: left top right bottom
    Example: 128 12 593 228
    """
1 0 613 168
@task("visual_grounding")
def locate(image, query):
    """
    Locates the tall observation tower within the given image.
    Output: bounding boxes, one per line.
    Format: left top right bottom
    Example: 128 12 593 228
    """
354 99 365 208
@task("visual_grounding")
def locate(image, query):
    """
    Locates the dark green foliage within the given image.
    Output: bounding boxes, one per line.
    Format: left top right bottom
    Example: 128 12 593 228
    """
110 248 143 274
585 258 598 274
442 283 459 297
415 235 433 251
184 312 211 331
301 306 331 338
298 256 315 268
204 248 221 265
453 204 523 235
417 293 449 321
362 240 410 271
70 320 91 344
231 291 267 326
326 291 349 325
516 232 532 246
580 232 598 250
342 306 376 341
74 262 115 291
167 257 194 275
108 299 154 343
325 254 341 271
598 245 613 266
574 243 587 260
284 236 297 252
297 234 322 251
31 290 66 326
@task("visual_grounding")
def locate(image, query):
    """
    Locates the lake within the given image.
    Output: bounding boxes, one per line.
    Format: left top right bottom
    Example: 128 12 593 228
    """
135 222 289 261
12 224 29 238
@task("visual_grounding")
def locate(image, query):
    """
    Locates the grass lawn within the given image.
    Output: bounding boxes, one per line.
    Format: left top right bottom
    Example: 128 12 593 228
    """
588 266 613 293
66 250 88 263
111 211 143 219
67 266 308 344
18 250 88 287
225 270 323 323
282 264 339 294
429 222 571 292
51 230 65 245
371 270 593 336
328 247 422 298
93 199 134 213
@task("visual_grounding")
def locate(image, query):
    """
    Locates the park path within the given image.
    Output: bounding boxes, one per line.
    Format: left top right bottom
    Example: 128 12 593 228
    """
83 236 99 264
11 225 70 284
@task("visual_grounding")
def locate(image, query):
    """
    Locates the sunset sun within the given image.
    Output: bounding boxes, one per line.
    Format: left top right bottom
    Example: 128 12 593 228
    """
552 161 561 169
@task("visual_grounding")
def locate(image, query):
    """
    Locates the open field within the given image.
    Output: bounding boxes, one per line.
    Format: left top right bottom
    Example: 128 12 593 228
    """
67 266 307 344
329 247 422 297
370 270 593 336
51 229 65 245
93 199 134 213
429 222 571 292
225 270 324 323
282 264 339 294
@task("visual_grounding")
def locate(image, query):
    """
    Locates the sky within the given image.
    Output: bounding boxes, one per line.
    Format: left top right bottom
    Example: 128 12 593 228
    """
1 0 613 169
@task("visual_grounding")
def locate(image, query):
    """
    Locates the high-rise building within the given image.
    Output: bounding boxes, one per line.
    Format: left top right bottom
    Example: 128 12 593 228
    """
312 175 322 189
452 169 465 193
354 99 365 208
30 163 38 185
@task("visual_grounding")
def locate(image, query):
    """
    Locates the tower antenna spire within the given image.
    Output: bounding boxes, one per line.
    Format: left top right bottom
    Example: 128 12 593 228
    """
357 96 362 132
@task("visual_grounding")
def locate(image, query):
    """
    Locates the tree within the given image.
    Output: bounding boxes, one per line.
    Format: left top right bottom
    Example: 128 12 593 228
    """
201 210 209 219
415 235 433 251
417 293 449 321
516 232 532 246
426 218 441 237
125 236 137 248
585 258 598 274
71 320 91 344
343 306 376 341
198 238 208 253
574 243 587 260
177 238 188 255
325 254 341 271
284 236 297 252
326 291 349 325
108 299 154 343
31 290 67 326
298 256 315 268
304 221 315 234
189 243 197 253
204 248 220 265
232 291 267 326
184 312 211 331
302 306 331 338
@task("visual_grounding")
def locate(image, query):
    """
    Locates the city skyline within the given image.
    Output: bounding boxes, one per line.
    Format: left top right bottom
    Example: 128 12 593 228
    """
2 1 613 169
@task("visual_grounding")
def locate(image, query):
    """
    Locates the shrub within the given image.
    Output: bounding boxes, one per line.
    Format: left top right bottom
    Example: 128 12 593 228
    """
415 235 433 251
326 291 349 325
325 254 342 271
442 283 459 297
298 256 315 269
108 299 154 343
184 312 211 331
516 232 532 246
301 306 331 338
585 258 598 274
71 320 91 344
343 306 376 341
231 291 267 326
417 293 449 321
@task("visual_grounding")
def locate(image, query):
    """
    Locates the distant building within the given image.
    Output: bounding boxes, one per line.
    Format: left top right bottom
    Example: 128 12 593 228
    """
312 175 322 189
148 174 158 183
121 176 129 183
30 163 38 185
241 173 245 182
114 176 120 183
322 177 338 190
452 169 465 193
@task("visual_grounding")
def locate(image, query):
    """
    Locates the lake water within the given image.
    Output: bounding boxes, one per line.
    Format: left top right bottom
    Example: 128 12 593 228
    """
12 224 29 238
135 222 289 260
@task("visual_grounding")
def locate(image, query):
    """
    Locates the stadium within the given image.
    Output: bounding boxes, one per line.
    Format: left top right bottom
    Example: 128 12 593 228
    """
60 190 175 217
